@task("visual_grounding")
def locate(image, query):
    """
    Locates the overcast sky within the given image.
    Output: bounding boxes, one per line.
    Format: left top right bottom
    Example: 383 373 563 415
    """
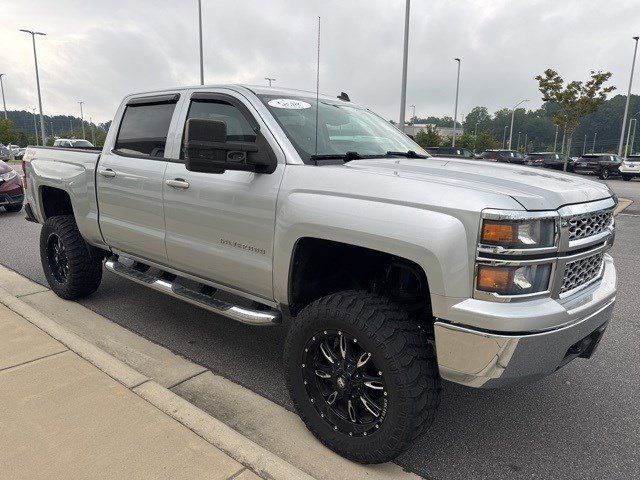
1 0 638 124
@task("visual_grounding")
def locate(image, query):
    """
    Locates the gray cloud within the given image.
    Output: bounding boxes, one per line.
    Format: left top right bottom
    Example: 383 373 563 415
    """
1 0 638 124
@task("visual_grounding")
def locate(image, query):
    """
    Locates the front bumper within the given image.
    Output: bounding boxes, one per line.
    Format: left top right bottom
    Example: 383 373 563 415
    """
434 256 616 388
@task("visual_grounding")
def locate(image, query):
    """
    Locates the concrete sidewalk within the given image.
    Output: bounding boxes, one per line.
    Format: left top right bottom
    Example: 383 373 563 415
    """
0 301 260 480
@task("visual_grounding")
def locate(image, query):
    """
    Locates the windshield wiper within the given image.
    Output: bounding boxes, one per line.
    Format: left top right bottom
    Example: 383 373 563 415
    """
385 150 428 159
310 151 364 164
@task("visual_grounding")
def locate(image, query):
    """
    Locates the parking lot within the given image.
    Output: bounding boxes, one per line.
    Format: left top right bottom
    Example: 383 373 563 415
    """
1 172 639 480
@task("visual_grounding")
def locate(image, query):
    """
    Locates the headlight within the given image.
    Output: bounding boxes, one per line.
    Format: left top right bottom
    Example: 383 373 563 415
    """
480 218 556 249
0 170 17 181
476 263 552 296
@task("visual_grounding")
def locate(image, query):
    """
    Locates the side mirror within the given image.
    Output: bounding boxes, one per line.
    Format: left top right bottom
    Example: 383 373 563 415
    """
184 118 275 174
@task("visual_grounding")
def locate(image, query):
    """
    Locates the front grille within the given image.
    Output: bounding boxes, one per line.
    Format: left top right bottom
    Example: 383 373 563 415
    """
567 210 613 241
561 253 604 294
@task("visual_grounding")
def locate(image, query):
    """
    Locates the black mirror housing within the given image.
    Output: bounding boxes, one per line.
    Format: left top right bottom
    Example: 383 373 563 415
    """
184 118 276 174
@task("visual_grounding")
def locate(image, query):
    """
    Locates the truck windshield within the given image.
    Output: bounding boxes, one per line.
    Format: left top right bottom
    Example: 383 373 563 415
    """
258 94 426 163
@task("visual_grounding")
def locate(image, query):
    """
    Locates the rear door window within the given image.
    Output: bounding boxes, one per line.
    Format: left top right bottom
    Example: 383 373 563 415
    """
115 100 178 157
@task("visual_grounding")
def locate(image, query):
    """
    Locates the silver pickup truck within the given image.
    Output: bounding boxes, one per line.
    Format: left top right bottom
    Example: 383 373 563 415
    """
22 85 617 463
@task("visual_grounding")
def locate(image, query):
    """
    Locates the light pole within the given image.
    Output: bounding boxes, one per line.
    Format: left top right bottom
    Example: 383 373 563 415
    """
0 74 7 119
592 132 597 152
264 77 276 87
523 133 528 154
50 121 54 137
618 36 639 156
631 116 638 155
516 132 521 151
21 29 47 145
582 134 587 155
32 108 38 146
78 101 85 139
507 99 529 150
398 0 410 132
197 0 204 85
502 125 508 149
474 121 480 152
90 116 96 145
553 124 559 152
625 117 636 158
409 104 416 122
451 58 461 147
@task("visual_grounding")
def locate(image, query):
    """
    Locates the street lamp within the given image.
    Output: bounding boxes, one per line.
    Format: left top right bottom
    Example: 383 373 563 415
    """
553 124 559 152
523 133 528 154
409 104 416 122
0 74 7 119
625 118 637 157
618 36 639 156
451 58 461 147
78 101 85 139
516 132 521 151
592 132 597 152
507 99 529 149
197 0 204 85
398 0 410 132
264 77 276 87
502 125 508 149
32 107 38 146
20 29 47 145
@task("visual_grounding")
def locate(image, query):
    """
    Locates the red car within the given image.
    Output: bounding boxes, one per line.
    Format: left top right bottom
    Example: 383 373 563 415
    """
0 160 24 212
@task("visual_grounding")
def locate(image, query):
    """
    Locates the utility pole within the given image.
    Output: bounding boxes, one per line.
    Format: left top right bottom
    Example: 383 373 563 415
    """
264 77 276 87
20 29 47 146
553 124 559 152
78 101 85 139
502 125 508 149
592 132 597 152
32 108 38 146
398 0 410 132
198 0 204 85
452 58 461 147
508 99 529 149
0 74 7 119
90 116 96 145
618 36 639 156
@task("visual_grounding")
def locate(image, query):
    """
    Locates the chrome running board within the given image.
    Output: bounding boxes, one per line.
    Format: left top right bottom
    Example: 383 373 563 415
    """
104 256 280 326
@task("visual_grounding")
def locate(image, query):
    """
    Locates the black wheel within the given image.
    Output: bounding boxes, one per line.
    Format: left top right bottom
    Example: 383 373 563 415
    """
598 168 610 180
40 215 103 299
622 174 633 181
285 290 440 463
4 204 22 212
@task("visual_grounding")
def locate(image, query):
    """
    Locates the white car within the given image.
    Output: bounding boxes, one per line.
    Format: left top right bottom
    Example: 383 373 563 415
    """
620 155 640 181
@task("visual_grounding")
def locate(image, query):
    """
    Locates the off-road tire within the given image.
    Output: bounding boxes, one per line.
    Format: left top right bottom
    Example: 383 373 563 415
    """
598 168 610 180
621 174 633 181
4 204 22 212
284 290 441 464
40 215 103 299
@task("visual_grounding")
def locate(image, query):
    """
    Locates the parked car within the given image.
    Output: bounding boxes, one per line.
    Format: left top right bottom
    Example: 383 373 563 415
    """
53 138 96 148
525 152 567 170
479 149 526 164
6 144 26 160
23 85 617 463
0 160 24 212
425 146 474 158
573 154 623 179
620 154 640 181
0 143 11 161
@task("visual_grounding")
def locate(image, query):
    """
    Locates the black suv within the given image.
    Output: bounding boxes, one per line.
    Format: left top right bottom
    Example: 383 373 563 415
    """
524 152 568 170
425 147 475 158
572 154 623 179
479 149 526 164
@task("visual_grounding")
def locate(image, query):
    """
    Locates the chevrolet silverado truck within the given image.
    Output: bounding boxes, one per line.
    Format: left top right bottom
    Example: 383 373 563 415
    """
22 85 617 463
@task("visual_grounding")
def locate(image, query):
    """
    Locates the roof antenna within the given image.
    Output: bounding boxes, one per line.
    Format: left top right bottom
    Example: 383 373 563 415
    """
314 16 321 155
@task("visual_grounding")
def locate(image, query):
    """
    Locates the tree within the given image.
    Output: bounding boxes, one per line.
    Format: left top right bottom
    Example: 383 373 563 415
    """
474 131 499 153
414 125 442 148
535 69 615 170
0 119 19 145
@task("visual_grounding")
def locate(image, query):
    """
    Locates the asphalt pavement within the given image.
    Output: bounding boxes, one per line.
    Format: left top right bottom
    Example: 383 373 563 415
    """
0 174 638 480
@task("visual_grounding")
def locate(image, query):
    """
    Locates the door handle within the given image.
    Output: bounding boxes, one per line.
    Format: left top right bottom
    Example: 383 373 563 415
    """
165 178 190 189
98 168 116 178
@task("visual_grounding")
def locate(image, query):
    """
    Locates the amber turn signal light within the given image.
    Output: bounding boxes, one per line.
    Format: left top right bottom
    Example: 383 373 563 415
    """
477 265 513 293
481 220 517 244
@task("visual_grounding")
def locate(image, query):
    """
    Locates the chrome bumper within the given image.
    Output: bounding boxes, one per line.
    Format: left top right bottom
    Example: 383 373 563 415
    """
434 299 614 388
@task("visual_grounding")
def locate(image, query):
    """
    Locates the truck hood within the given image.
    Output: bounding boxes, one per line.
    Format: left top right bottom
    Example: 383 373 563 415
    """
346 157 613 211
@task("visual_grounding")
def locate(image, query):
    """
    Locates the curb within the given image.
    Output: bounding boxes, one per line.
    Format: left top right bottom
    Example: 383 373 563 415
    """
0 286 315 480
615 197 633 215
